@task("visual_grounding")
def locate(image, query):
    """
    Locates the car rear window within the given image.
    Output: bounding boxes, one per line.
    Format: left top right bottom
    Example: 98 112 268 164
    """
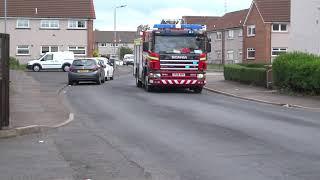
73 59 96 66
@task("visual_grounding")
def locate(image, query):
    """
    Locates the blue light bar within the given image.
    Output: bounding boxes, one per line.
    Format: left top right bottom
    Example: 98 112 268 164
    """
181 24 204 30
153 24 176 29
153 24 205 30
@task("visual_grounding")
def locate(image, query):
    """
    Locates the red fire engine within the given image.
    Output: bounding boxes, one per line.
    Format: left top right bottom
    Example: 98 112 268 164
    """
133 20 211 93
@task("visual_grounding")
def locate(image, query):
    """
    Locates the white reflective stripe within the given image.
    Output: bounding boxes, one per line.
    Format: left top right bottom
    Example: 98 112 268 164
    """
174 80 179 84
160 60 198 62
192 80 197 84
186 80 191 84
180 80 185 84
162 80 167 84
168 80 173 84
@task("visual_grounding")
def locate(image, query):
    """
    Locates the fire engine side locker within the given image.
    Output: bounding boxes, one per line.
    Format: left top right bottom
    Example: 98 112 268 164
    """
133 38 143 87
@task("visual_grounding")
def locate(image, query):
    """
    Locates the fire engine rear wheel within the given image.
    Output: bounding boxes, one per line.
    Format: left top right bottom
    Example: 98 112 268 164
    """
193 87 203 94
136 77 142 88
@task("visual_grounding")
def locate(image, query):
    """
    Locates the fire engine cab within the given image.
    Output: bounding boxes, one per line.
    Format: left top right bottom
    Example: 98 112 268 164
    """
133 20 211 93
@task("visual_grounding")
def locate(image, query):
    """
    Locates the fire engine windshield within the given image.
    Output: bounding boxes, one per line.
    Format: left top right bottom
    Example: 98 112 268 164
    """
154 36 204 54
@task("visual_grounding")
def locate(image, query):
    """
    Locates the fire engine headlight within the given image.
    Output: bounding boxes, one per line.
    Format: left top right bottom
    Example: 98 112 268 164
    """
149 73 161 79
197 74 205 79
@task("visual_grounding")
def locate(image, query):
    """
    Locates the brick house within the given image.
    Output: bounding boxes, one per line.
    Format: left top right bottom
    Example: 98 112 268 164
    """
243 0 291 64
94 31 136 57
289 0 320 55
0 0 95 63
183 10 248 64
208 9 248 64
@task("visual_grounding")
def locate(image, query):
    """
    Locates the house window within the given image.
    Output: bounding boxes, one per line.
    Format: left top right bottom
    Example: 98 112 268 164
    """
16 45 30 56
68 20 86 29
272 48 287 56
247 48 255 59
272 24 288 32
216 32 222 40
111 43 119 47
247 25 256 37
68 46 86 55
227 30 234 39
40 20 59 29
41 46 59 54
227 51 234 60
216 50 222 59
16 19 29 29
238 29 243 37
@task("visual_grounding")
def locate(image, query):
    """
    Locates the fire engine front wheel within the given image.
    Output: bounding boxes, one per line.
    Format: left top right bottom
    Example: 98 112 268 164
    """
144 78 153 92
193 87 203 94
136 77 143 88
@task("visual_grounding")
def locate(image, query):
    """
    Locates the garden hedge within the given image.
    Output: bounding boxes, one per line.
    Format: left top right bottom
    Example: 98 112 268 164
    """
224 64 267 86
273 52 320 94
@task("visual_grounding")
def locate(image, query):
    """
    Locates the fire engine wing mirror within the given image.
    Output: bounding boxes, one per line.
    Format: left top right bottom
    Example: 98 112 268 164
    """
206 42 212 53
143 42 149 52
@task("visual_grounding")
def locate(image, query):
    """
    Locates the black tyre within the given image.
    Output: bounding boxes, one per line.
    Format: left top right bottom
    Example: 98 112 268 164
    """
144 77 153 92
32 64 41 72
136 77 142 88
68 80 73 85
62 64 71 72
193 87 203 94
110 76 114 80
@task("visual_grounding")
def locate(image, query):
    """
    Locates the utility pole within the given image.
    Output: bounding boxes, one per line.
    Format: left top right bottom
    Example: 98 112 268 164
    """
113 5 126 69
224 0 227 13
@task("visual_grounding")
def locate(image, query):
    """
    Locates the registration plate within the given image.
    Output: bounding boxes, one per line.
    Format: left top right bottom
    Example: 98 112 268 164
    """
172 73 185 77
78 70 89 73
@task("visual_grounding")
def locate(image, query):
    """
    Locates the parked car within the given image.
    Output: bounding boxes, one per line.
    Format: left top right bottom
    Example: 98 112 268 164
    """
110 58 123 66
96 57 114 81
68 58 105 85
27 51 74 72
123 54 134 65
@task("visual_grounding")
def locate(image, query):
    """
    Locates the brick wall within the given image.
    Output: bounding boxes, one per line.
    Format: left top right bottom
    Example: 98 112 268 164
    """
244 4 271 64
87 20 94 57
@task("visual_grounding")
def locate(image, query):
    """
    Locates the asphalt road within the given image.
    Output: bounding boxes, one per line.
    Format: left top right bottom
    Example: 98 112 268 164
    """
1 67 320 180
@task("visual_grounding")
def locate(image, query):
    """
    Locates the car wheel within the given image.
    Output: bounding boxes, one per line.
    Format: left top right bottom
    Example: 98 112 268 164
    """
110 76 114 80
62 64 70 72
68 80 73 85
32 64 41 72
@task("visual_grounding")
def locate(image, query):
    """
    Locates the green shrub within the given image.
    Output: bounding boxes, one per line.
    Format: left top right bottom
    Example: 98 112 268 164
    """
273 52 320 94
9 57 25 70
93 49 100 57
224 64 267 86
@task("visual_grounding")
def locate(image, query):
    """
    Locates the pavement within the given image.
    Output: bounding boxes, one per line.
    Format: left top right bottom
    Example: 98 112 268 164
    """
206 72 320 110
0 70 72 138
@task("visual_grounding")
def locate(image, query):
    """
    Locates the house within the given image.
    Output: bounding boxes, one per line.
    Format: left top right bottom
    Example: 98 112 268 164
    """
208 9 248 64
289 0 320 55
243 0 291 64
94 31 136 57
0 0 96 64
183 10 248 64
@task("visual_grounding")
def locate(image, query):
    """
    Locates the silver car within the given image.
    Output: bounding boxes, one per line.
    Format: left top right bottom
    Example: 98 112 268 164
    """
68 59 105 85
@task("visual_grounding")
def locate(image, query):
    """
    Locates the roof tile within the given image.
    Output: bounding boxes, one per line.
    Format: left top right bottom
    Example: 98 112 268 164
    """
0 0 95 19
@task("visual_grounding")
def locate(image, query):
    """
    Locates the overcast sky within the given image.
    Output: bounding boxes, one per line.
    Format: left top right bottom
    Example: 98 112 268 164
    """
94 0 252 31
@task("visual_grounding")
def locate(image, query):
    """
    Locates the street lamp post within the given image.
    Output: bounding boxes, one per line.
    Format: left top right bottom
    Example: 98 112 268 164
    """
4 0 7 33
113 5 127 68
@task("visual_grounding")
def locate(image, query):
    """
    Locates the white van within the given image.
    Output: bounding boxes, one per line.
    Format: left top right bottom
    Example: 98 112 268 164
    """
27 51 75 72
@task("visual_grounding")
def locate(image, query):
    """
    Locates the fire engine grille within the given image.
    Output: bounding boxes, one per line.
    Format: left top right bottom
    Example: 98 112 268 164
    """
160 60 199 70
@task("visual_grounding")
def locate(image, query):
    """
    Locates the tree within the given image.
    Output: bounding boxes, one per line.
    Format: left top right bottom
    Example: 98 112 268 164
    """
119 47 133 60
93 49 100 57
